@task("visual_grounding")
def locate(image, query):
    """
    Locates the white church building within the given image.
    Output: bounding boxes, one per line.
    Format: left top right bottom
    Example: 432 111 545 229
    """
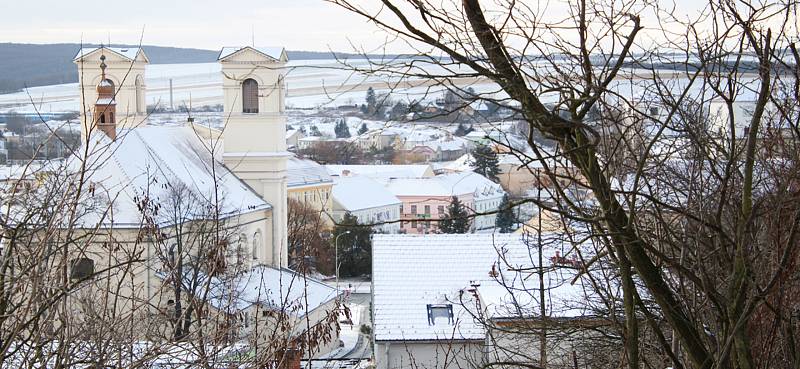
65 45 339 355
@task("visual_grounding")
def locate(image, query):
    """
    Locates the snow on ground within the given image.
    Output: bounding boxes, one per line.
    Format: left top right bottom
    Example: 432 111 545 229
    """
0 59 500 114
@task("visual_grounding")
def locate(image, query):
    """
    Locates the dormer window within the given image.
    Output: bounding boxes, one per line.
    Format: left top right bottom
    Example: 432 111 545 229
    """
427 304 454 325
242 78 259 113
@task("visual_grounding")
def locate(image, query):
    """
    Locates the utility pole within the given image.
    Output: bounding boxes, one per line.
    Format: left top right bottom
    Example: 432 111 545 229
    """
169 79 174 111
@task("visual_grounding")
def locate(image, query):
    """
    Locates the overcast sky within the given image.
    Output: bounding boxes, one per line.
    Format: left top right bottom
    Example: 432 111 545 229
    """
2 0 384 52
2 0 749 53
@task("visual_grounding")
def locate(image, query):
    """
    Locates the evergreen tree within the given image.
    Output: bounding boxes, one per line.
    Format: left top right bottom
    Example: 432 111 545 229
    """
495 194 516 233
357 122 368 135
365 87 377 113
334 118 351 138
439 196 471 233
309 125 322 136
454 123 468 136
332 213 374 277
471 144 501 182
390 101 409 120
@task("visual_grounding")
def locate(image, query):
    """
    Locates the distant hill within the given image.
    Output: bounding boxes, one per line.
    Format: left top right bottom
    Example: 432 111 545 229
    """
0 43 377 94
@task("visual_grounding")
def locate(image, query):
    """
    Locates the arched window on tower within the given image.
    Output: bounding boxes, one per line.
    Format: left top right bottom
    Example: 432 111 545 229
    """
135 75 145 114
242 78 259 114
100 114 106 123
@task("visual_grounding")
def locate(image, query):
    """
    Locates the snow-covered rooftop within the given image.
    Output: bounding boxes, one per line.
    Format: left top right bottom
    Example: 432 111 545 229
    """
332 175 401 212
372 233 600 342
206 265 338 316
73 47 145 61
75 125 269 228
326 164 434 179
218 46 286 61
286 155 332 188
382 171 504 199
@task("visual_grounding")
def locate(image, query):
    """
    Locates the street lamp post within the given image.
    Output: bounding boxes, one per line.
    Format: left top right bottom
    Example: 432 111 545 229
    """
334 231 351 296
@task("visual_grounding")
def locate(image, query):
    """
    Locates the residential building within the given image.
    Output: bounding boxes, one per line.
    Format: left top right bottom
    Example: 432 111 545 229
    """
331 175 402 233
383 171 505 234
287 155 334 226
372 234 612 369
286 128 304 148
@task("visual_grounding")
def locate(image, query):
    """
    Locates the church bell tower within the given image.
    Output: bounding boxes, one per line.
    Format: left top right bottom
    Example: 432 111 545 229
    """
74 45 149 139
218 46 289 268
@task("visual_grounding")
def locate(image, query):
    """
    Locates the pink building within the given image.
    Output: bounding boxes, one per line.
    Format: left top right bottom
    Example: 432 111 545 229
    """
382 171 503 234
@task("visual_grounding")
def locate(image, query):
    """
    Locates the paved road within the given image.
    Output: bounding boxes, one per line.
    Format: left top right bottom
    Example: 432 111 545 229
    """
343 293 372 359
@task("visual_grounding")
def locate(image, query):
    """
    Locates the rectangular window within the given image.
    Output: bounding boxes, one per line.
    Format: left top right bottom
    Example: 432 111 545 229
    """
424 205 430 214
70 258 95 280
411 220 417 228
427 304 454 325
411 205 417 215
400 205 404 214
438 205 444 214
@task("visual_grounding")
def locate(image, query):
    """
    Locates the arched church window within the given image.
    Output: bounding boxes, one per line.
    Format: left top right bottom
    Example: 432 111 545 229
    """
100 113 106 123
109 112 114 123
252 231 262 260
237 234 248 265
135 75 145 114
242 78 259 114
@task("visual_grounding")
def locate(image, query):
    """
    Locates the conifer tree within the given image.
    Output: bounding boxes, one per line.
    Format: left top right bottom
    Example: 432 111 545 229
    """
334 119 351 138
439 196 471 233
471 144 501 182
357 122 368 135
495 193 516 233
332 213 373 277
365 87 377 114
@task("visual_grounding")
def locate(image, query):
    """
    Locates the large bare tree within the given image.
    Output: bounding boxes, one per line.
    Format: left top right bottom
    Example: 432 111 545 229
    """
328 0 800 368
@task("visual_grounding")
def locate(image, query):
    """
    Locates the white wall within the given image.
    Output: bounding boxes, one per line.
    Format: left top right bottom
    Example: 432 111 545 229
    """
333 204 401 234
374 341 483 369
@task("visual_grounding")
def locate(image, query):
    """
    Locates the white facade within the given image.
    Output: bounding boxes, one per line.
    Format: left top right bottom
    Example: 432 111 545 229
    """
473 190 504 230
331 175 401 233
219 46 290 267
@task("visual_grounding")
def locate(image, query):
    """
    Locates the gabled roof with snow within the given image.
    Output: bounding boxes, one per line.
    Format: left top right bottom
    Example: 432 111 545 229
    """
218 46 287 62
75 125 269 228
372 233 601 342
206 265 338 316
73 46 149 63
326 164 434 179
286 155 332 188
382 171 504 199
332 175 401 212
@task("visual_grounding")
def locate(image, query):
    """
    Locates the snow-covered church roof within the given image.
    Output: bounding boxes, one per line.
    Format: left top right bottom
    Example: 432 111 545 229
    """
218 46 287 62
73 46 148 62
75 125 269 228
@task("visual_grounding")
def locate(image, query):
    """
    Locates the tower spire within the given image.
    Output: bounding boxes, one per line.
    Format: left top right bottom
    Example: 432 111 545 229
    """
100 54 107 80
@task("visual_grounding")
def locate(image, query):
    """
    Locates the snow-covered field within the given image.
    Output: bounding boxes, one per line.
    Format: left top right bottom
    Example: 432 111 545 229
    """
0 59 499 114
